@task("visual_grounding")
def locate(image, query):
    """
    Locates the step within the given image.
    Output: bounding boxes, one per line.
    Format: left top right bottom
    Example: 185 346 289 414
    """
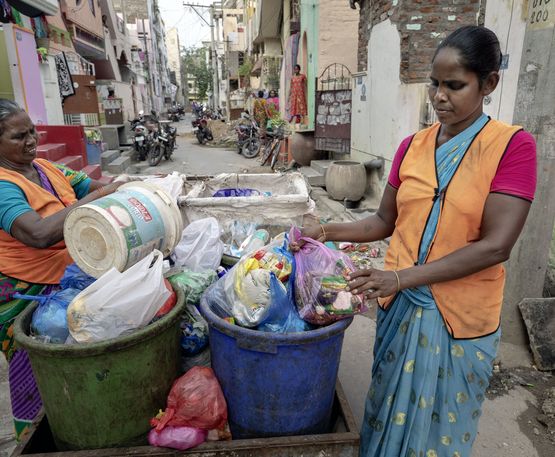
106 156 131 174
82 164 102 180
37 131 48 145
101 150 121 169
36 143 67 162
300 166 325 187
96 175 115 185
310 160 334 176
56 155 84 171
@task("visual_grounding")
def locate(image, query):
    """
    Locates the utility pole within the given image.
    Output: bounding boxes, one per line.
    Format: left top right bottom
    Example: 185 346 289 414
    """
503 1 555 349
210 4 220 110
183 2 220 109
141 18 155 112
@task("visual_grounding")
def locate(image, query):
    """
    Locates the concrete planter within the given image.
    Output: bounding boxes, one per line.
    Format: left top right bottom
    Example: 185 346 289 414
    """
325 161 367 202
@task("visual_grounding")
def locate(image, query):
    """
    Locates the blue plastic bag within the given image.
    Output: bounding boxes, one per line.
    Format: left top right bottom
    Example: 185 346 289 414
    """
212 188 261 197
60 264 96 290
15 288 81 343
256 255 312 334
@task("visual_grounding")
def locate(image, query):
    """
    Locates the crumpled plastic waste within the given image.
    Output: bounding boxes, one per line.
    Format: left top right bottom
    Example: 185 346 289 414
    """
180 304 209 355
59 264 96 291
16 289 81 344
212 188 262 197
148 425 206 451
291 227 368 325
151 366 227 431
168 269 217 306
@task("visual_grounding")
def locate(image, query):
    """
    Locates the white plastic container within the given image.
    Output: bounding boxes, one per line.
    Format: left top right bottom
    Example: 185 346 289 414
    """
64 182 183 278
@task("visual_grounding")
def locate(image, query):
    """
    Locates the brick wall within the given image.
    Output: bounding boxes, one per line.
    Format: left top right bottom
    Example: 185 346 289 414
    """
355 0 485 81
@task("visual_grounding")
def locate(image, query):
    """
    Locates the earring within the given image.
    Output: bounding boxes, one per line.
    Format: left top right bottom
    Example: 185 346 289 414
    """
484 95 492 105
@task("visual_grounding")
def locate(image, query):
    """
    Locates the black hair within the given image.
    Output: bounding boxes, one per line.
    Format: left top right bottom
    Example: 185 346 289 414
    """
0 99 25 136
294 64 301 71
258 90 264 98
434 26 502 85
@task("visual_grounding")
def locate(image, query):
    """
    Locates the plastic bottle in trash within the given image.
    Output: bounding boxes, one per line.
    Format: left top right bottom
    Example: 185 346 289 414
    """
243 229 270 254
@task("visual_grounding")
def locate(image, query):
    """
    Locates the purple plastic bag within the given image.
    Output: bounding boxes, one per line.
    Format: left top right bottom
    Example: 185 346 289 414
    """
148 426 207 451
290 227 367 325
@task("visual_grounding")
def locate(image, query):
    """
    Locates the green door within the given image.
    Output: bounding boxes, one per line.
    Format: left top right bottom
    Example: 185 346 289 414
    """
0 28 15 101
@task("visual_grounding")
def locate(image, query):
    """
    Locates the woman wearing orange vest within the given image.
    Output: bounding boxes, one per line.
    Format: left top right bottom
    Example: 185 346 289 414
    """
0 99 122 440
296 26 536 457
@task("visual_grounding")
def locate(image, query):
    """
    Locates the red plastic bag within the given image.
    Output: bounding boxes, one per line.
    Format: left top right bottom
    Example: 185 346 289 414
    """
290 227 367 325
154 280 177 318
151 367 227 431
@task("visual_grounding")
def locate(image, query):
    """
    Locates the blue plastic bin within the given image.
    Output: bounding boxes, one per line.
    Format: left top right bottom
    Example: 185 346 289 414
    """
200 295 353 439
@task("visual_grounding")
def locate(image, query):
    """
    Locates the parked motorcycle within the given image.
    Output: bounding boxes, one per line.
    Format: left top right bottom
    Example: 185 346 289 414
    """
158 120 177 160
192 115 213 145
235 115 260 158
130 115 149 161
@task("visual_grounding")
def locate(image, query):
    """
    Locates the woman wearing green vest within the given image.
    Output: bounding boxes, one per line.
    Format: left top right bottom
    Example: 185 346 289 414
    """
295 26 536 457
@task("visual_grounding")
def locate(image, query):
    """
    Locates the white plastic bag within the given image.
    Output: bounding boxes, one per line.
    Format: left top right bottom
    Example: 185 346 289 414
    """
171 217 224 273
144 172 184 200
67 250 170 343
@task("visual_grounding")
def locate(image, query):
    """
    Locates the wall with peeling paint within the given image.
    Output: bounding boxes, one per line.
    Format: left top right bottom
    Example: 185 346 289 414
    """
351 20 425 195
483 0 527 124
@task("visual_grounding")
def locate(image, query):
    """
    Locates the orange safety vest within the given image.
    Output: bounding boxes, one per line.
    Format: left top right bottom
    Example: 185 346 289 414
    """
0 159 77 284
379 119 522 339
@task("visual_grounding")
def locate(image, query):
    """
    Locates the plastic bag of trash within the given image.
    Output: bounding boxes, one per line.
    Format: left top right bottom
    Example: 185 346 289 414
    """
16 288 81 344
290 227 367 325
151 366 227 431
212 188 261 197
148 425 206 451
256 272 311 334
203 236 305 331
168 269 217 306
144 172 184 200
172 218 224 273
59 264 96 291
180 304 209 355
67 251 170 343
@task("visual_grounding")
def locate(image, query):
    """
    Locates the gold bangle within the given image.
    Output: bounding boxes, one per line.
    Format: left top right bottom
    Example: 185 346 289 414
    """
320 224 327 242
393 270 401 293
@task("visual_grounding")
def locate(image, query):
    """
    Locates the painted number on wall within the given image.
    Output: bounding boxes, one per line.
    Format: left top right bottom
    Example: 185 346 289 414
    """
529 0 555 30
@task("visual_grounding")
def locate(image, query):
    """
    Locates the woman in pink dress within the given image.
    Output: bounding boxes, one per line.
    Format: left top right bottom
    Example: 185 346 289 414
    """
289 65 307 123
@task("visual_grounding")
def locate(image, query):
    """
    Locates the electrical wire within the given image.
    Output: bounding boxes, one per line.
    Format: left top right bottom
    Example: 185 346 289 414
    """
496 0 515 120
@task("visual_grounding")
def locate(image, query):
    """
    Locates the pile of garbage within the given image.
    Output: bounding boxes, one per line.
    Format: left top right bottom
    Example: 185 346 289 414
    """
205 119 241 147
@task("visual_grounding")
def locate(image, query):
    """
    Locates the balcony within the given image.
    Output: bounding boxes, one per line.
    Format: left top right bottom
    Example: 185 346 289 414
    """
253 0 282 44
5 0 58 16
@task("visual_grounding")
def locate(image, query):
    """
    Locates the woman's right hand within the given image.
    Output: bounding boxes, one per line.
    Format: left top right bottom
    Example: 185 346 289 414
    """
290 224 325 251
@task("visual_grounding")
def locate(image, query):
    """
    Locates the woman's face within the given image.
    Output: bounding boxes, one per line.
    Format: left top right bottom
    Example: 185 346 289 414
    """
428 47 497 131
294 66 300 75
0 111 38 166
270 91 276 98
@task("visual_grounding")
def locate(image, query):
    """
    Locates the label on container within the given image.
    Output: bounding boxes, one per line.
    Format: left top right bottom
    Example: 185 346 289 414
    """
91 189 166 268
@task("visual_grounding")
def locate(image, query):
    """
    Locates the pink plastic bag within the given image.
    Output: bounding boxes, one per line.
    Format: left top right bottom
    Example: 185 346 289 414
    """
290 227 367 325
148 426 206 450
151 366 228 431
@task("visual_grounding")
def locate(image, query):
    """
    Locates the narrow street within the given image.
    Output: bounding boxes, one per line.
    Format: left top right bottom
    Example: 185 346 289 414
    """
130 114 255 177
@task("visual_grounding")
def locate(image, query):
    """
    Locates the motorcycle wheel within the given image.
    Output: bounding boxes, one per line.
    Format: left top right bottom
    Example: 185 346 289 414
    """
164 142 173 159
241 137 261 159
206 129 213 141
148 144 163 166
196 130 205 144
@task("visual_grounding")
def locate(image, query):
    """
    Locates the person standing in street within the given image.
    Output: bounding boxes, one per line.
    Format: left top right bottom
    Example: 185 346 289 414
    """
294 26 536 457
289 64 307 124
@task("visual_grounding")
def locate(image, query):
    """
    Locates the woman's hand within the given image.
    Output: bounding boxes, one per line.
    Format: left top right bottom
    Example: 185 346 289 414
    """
346 269 400 299
290 225 325 251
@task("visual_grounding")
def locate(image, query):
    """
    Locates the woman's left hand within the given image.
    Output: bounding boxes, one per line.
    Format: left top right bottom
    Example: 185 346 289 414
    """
345 269 400 299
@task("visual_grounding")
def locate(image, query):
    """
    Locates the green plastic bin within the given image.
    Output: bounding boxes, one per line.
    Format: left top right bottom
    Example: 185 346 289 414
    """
13 287 185 451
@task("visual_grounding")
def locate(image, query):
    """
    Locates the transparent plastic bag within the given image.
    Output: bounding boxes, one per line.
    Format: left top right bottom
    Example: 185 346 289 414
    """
172 218 224 273
290 227 367 325
168 269 218 306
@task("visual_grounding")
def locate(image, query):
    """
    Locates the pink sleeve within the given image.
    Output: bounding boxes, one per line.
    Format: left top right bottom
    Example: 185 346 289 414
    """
490 130 537 201
388 135 414 189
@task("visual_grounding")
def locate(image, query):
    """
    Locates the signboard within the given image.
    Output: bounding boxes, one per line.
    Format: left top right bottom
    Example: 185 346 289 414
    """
528 0 555 31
